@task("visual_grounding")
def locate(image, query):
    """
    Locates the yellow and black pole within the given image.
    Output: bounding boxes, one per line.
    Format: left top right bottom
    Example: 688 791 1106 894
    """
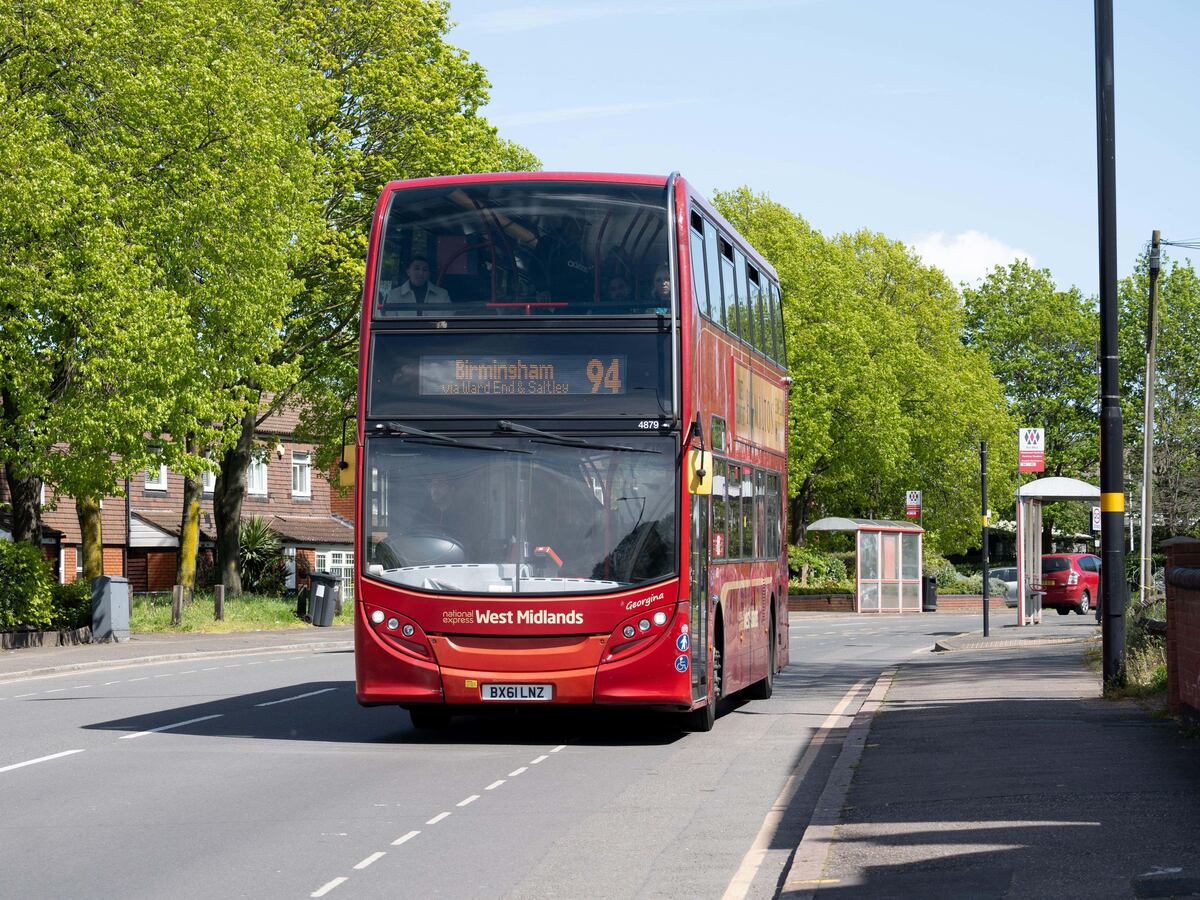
1095 0 1126 688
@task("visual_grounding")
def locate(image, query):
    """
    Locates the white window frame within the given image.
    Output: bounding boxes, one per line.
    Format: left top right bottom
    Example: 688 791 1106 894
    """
145 464 168 492
201 469 217 495
291 451 312 498
247 457 268 496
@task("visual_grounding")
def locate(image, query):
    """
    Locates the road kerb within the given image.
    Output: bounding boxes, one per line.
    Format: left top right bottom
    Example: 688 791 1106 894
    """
0 640 353 684
779 667 897 898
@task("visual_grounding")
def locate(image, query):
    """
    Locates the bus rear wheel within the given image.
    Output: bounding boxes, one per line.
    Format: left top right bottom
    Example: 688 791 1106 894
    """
746 610 776 701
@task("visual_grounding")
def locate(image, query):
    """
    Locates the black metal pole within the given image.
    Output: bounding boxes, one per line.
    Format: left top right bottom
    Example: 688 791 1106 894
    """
1095 0 1126 688
981 440 990 637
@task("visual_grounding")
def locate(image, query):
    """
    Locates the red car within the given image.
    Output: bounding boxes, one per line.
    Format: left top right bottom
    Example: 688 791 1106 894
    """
1040 553 1101 615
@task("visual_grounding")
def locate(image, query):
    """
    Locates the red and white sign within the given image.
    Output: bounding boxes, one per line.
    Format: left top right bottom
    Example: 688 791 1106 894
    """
1018 428 1045 472
905 490 922 519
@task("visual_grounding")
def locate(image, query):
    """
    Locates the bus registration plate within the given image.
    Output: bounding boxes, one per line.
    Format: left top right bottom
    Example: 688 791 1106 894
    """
481 683 553 702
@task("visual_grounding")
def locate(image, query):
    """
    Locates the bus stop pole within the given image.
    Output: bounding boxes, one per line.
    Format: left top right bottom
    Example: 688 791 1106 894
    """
981 441 989 637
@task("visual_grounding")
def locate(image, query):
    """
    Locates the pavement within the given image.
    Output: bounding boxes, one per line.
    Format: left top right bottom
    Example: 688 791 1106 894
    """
4 615 1196 899
782 615 1200 899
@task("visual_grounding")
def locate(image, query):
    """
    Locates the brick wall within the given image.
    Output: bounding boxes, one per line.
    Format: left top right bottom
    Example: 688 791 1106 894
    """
103 545 125 576
789 594 854 613
1165 537 1200 721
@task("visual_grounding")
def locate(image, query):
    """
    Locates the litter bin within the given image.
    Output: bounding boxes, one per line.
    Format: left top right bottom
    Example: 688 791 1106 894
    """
308 572 340 627
92 575 130 642
921 575 937 612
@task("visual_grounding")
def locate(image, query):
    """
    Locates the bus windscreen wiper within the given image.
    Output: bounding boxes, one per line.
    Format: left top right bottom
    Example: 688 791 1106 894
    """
496 420 662 454
379 421 530 454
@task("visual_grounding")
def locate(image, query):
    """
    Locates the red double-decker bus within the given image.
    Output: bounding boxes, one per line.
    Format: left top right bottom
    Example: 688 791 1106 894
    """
353 172 789 730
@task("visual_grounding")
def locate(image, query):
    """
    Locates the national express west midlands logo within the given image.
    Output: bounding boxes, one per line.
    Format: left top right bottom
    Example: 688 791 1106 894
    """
442 609 584 626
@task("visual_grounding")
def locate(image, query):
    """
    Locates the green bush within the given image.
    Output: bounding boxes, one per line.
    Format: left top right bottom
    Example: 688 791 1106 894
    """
0 540 55 630
787 544 850 587
51 579 93 630
238 516 287 595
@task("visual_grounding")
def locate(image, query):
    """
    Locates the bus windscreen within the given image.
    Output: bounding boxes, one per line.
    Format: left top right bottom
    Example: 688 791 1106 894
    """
372 181 670 318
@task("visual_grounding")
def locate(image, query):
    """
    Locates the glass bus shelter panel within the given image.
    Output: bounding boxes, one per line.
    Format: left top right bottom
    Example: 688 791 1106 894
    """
901 532 922 611
374 182 671 318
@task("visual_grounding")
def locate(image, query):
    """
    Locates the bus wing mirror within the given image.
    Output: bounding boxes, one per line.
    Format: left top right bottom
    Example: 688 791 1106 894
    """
337 444 357 489
687 450 712 495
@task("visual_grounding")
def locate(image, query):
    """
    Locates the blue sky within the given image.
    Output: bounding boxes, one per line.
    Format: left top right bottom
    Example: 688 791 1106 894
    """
447 0 1199 295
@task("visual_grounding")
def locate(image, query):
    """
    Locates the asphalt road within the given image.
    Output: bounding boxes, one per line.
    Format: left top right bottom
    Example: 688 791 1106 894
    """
0 613 976 900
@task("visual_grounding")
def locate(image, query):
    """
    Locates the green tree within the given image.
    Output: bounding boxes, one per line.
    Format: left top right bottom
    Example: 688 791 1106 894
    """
1119 253 1200 534
211 0 540 593
962 260 1099 546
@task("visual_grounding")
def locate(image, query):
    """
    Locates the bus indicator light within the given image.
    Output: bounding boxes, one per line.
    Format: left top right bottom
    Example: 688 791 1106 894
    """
623 625 636 639
638 619 651 632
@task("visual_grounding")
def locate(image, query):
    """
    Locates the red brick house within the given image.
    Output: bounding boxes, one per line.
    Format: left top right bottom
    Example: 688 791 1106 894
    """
1 405 355 597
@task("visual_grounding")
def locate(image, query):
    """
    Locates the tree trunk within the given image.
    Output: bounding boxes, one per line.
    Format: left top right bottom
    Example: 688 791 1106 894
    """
789 475 814 544
176 433 201 594
3 462 43 547
76 495 104 581
214 408 255 596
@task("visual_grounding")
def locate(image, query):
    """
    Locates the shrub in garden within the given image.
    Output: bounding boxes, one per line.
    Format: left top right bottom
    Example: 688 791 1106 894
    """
238 516 286 595
0 540 55 630
51 580 94 630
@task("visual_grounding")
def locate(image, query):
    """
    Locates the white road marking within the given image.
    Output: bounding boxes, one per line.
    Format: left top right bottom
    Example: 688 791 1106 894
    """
223 664 240 668
1 749 86 774
43 688 66 694
392 830 420 846
311 876 348 897
102 681 120 686
254 688 337 707
246 661 264 666
485 780 505 791
508 766 528 777
128 677 150 682
457 794 479 807
119 714 223 740
353 852 385 870
426 812 450 825
550 744 566 753
14 693 37 698
530 755 548 764
201 667 219 671
153 674 173 679
180 670 197 675
75 684 94 689
721 677 872 900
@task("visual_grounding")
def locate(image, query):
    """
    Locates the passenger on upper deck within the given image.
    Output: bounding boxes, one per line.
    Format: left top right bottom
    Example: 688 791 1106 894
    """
377 255 450 316
604 274 632 305
647 263 671 314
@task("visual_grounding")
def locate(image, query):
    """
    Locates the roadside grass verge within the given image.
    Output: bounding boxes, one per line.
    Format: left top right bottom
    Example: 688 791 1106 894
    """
1086 620 1168 708
131 591 352 633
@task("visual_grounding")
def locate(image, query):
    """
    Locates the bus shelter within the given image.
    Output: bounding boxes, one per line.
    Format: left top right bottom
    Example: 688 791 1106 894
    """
1015 476 1100 626
807 518 924 613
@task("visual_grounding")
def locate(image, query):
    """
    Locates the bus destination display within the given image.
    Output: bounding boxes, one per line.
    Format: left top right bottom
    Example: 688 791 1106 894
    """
420 355 627 396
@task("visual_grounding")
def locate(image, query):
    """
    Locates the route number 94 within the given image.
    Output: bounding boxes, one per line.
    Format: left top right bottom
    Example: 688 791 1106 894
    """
585 358 622 394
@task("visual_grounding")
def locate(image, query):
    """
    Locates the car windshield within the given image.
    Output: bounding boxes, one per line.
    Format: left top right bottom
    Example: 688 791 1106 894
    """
1042 558 1071 573
992 568 1016 581
373 181 670 318
362 434 676 595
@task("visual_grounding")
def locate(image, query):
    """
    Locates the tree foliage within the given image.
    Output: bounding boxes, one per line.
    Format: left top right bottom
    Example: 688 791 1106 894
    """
714 188 1015 553
1119 253 1200 534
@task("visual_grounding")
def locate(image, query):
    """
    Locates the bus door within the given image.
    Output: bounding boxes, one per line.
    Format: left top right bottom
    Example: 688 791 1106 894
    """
689 493 709 703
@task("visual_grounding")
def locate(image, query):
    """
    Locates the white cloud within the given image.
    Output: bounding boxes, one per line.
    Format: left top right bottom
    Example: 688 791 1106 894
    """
492 99 696 128
910 230 1034 286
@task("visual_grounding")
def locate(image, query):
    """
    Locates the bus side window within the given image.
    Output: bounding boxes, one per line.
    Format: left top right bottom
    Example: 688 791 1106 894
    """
772 283 786 362
726 463 741 560
748 266 766 356
689 212 711 318
741 466 755 559
705 220 724 327
754 470 767 558
735 251 752 347
765 282 780 362
712 458 727 560
719 239 736 336
766 472 780 557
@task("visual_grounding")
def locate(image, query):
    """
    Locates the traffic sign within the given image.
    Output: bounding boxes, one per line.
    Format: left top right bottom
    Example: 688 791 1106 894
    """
1019 428 1045 472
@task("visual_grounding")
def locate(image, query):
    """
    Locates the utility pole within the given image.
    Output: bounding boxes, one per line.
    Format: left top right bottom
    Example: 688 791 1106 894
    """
1139 231 1161 613
981 440 990 637
1095 0 1126 688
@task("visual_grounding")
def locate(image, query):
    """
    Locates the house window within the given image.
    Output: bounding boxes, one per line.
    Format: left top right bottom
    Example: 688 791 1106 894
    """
247 457 268 496
201 469 216 495
145 464 168 492
291 451 312 498
315 549 355 601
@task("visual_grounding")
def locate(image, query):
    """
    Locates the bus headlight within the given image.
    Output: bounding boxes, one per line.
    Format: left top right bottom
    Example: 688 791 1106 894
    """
371 610 385 624
653 610 668 626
